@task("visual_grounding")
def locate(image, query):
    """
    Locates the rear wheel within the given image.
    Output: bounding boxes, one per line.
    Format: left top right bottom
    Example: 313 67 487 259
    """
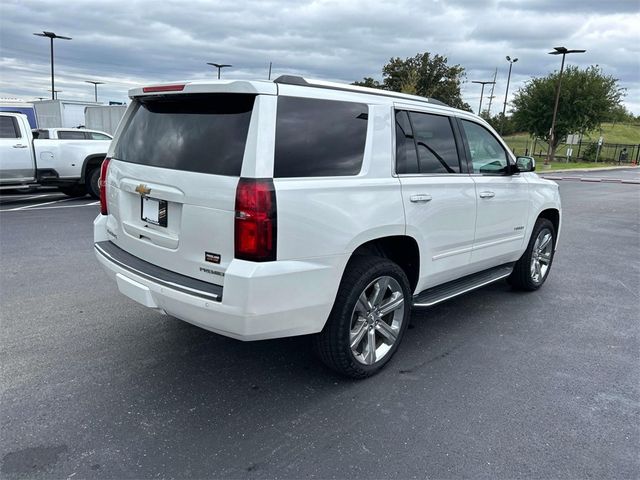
509 218 556 291
58 185 87 198
86 167 101 199
314 256 411 378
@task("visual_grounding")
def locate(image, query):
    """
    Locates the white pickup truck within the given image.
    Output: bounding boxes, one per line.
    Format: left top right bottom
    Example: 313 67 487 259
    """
0 112 111 198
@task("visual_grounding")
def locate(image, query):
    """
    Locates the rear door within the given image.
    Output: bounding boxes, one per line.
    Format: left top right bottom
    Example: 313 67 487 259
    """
105 92 265 286
395 107 477 291
0 115 35 184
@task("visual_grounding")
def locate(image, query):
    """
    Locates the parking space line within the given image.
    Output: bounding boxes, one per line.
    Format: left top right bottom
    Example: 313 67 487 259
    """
0 201 99 212
3 197 79 211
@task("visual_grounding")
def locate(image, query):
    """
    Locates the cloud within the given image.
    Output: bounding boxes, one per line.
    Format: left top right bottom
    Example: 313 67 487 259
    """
0 0 638 114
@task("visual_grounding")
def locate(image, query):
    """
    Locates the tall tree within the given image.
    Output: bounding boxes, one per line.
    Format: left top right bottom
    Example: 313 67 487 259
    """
512 65 624 160
353 52 472 111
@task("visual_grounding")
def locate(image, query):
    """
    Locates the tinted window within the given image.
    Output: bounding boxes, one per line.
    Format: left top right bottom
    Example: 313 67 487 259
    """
90 132 112 140
395 110 419 174
461 120 508 174
34 129 49 139
0 117 19 138
409 112 460 173
274 97 368 177
114 94 255 176
58 130 87 140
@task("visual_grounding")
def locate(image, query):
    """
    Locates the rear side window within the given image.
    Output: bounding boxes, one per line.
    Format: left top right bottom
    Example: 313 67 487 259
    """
58 130 87 140
409 112 460 173
0 117 19 138
395 111 419 174
35 129 50 139
114 94 255 176
274 97 368 177
90 132 111 140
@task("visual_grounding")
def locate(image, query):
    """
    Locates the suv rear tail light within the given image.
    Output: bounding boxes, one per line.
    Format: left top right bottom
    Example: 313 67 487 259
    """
99 157 111 215
234 178 277 262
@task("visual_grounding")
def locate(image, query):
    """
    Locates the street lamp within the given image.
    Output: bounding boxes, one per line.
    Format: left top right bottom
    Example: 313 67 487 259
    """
545 46 586 163
501 55 518 134
33 31 72 100
471 80 496 115
85 81 104 102
206 63 232 79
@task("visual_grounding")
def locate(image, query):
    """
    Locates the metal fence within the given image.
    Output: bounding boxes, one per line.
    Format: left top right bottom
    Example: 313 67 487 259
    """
522 140 640 164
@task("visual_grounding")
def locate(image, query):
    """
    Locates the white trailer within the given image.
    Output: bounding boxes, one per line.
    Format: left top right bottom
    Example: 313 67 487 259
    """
84 105 127 135
34 99 100 128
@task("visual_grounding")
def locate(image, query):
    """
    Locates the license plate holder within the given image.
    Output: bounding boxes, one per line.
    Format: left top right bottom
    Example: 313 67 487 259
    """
141 197 167 227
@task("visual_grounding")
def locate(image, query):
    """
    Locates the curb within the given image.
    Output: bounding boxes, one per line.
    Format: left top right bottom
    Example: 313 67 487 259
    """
541 176 640 185
542 166 639 173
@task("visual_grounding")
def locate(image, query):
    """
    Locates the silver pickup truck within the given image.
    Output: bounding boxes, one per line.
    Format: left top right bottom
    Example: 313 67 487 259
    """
0 112 111 198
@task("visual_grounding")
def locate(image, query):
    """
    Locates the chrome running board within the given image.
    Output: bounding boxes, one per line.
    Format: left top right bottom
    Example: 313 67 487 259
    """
413 263 514 307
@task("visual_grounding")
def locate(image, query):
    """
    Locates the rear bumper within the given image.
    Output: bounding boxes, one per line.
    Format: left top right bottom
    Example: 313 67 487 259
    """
93 216 344 340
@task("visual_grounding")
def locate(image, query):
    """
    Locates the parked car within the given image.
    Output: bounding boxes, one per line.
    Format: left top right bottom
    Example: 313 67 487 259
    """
0 112 110 198
94 76 561 377
33 127 112 141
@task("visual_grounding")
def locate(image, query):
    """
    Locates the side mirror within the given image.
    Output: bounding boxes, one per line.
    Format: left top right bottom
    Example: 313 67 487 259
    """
516 156 536 172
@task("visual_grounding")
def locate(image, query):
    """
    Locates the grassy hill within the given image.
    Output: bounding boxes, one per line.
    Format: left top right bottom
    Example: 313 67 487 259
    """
504 123 640 162
503 122 640 160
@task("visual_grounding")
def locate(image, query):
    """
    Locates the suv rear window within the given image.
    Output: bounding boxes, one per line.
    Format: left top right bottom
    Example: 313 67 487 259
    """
113 94 255 176
274 97 368 178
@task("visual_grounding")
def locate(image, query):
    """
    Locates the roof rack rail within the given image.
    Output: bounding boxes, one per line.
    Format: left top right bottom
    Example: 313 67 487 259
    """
273 75 449 107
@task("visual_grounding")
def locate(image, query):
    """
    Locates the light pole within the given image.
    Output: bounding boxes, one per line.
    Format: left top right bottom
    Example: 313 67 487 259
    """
501 56 518 134
33 31 72 100
85 81 104 102
206 63 232 79
545 46 586 164
48 89 61 99
472 80 496 116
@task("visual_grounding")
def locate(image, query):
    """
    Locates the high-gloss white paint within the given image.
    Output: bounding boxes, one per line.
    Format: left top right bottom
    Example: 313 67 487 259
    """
95 78 561 341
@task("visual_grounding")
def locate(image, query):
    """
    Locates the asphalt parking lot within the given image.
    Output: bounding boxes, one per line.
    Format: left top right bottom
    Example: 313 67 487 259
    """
1 172 639 479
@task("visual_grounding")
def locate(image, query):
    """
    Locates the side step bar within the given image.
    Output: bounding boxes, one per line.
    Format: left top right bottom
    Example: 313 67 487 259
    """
413 263 515 307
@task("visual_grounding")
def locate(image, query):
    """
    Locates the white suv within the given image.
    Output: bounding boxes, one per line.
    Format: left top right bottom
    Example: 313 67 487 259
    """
94 76 561 377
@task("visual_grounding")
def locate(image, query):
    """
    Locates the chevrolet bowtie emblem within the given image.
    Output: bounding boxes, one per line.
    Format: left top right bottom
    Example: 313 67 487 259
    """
135 184 151 196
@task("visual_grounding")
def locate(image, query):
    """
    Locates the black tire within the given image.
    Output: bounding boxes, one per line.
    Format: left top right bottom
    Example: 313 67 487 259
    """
509 218 556 291
313 255 411 378
58 184 87 198
86 167 101 199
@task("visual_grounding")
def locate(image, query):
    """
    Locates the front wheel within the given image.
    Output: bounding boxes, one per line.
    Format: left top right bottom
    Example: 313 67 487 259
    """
314 256 411 378
509 218 556 291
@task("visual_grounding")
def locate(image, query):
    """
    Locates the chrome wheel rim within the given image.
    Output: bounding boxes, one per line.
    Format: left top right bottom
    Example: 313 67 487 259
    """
350 275 405 365
531 228 553 284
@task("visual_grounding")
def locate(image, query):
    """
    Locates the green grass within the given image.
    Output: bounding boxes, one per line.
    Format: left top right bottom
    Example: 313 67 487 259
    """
539 161 623 171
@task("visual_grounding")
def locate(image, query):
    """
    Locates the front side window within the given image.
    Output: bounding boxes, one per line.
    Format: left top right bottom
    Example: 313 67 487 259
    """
0 117 19 138
57 130 87 140
461 120 508 174
274 97 368 177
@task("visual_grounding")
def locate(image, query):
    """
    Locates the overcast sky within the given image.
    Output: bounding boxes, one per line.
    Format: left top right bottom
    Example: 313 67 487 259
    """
1 0 639 115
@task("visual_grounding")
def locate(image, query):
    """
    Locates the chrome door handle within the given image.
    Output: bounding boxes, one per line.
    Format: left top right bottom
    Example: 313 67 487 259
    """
12 144 28 149
479 191 495 199
410 194 432 203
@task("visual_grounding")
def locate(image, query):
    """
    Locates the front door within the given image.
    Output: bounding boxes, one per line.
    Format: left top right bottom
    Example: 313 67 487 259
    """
0 116 35 184
458 119 530 270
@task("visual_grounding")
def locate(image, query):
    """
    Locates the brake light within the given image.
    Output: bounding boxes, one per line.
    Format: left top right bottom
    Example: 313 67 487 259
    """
99 158 111 215
234 178 277 262
142 84 185 93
